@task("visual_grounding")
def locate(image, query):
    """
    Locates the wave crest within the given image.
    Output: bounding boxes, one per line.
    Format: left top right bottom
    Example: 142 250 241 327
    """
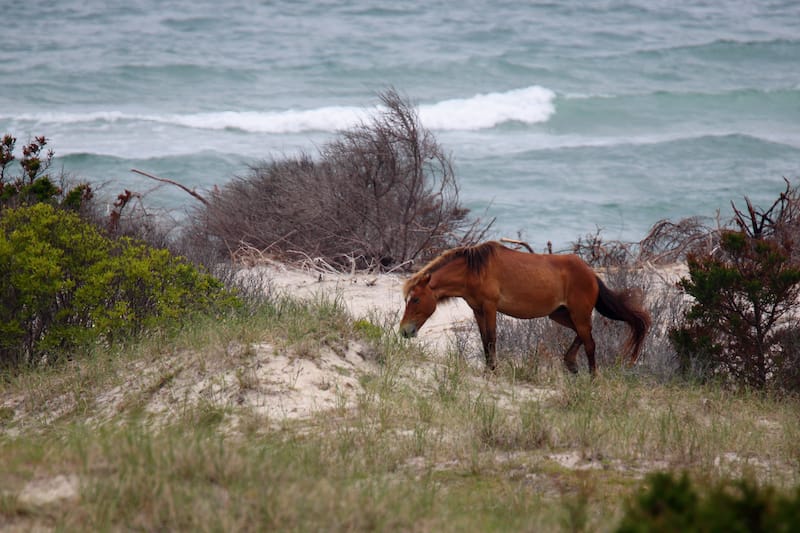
2 85 556 133
419 86 555 130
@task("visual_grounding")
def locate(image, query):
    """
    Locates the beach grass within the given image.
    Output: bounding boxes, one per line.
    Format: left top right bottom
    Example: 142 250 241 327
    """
1 296 798 532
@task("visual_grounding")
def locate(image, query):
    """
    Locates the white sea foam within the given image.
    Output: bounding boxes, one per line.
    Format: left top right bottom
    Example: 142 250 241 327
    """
3 86 556 134
419 86 556 130
9 111 129 124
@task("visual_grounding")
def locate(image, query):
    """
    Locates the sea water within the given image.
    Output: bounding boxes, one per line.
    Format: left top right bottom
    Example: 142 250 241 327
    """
1 0 799 251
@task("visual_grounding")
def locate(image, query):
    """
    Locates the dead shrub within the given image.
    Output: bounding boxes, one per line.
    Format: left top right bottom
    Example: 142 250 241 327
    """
639 216 720 265
572 216 722 269
182 89 492 271
570 227 634 268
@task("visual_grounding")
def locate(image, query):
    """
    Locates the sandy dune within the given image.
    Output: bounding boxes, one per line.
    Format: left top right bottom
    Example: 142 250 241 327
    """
248 263 477 356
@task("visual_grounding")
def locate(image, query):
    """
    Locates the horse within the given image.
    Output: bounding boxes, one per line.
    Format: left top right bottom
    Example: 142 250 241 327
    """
399 241 651 374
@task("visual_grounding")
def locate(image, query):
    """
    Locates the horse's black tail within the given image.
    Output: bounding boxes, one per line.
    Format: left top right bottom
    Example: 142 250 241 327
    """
594 276 651 364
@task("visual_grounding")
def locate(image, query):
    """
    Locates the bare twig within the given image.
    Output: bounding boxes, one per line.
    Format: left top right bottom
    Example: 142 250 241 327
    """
500 237 534 253
731 178 793 240
131 168 209 206
384 259 414 274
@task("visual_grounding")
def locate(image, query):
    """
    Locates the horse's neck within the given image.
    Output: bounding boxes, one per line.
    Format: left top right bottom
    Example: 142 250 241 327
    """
430 258 471 300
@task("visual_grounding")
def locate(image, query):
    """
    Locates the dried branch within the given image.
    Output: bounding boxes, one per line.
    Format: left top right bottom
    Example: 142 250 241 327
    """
131 168 209 206
731 177 793 240
639 217 719 264
500 237 534 253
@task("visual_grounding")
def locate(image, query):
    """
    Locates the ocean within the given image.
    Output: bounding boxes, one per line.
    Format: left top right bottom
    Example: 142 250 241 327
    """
2 0 799 252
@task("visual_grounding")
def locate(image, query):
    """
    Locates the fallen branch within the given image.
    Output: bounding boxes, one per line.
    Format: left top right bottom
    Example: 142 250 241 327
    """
131 168 209 206
288 249 341 275
500 237 534 253
384 259 414 274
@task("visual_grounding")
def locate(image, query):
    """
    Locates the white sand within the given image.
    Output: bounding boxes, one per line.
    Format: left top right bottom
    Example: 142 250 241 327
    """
245 263 477 356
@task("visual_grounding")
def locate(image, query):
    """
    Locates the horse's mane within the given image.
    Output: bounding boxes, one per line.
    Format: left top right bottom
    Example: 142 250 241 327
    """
403 241 501 297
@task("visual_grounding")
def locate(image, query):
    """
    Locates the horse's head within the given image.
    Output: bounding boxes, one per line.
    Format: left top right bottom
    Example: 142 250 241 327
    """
399 273 437 338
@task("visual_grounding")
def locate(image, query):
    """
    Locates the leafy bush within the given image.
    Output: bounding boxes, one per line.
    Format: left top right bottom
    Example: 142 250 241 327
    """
0 203 238 368
616 472 800 532
183 89 492 270
0 134 92 211
670 182 800 391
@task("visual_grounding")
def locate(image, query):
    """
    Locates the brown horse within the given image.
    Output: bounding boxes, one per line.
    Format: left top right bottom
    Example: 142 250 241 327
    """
399 241 651 374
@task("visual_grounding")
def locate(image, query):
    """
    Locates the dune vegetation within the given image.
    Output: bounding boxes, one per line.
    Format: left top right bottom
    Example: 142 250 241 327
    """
1 291 799 531
2 92 800 530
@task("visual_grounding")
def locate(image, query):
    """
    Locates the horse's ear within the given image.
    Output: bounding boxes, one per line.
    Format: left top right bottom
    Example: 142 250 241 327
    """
421 272 432 285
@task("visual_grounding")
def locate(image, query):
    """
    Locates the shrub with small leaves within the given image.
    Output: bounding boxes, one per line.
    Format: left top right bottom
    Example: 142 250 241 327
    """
0 134 93 211
670 183 800 392
0 203 238 368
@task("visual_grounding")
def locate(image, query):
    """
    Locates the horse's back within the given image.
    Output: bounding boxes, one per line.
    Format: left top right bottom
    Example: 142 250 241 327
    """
496 247 595 281
490 247 597 318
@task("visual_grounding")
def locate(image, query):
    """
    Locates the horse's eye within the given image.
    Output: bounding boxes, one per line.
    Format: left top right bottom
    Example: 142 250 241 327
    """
411 297 420 304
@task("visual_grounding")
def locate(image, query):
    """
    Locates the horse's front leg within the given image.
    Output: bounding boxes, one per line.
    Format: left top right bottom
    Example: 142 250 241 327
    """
473 307 497 371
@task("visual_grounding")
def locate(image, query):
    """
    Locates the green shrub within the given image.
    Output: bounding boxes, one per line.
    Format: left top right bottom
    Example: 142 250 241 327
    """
670 185 800 391
353 319 383 342
0 203 238 368
0 134 92 211
617 472 800 532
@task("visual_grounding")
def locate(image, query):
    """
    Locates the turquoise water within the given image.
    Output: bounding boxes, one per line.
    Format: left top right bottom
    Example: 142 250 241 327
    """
2 0 799 251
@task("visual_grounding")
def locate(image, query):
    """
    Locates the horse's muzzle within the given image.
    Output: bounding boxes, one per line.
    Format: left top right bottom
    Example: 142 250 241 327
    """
399 323 417 338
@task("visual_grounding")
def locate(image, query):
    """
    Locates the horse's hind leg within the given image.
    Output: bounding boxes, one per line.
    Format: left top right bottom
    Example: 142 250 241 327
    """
548 307 582 374
563 337 583 374
573 318 596 375
555 306 596 375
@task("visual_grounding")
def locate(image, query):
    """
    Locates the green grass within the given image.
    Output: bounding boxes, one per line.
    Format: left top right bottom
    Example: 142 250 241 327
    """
1 294 799 531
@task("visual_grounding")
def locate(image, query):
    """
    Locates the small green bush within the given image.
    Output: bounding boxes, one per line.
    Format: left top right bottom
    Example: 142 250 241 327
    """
0 203 238 368
617 472 800 532
0 134 92 211
353 319 383 342
670 183 800 391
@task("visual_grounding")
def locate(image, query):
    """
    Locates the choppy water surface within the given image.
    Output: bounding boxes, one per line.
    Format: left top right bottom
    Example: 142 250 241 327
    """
2 0 799 250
